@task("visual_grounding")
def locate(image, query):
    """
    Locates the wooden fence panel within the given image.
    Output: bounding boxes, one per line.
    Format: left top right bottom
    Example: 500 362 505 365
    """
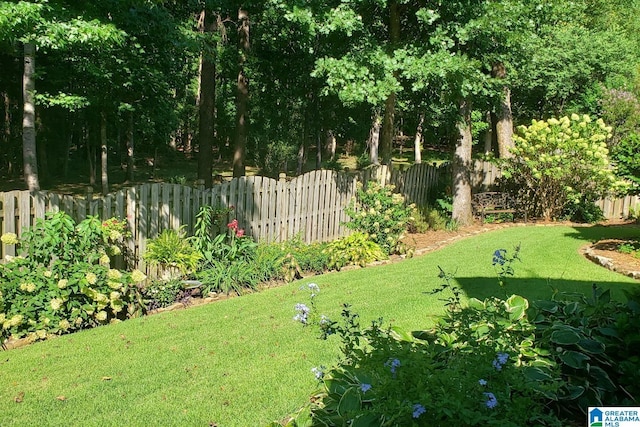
3 164 639 269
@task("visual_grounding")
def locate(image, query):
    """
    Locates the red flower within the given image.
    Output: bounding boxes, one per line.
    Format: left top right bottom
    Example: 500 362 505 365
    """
236 228 245 238
227 219 238 230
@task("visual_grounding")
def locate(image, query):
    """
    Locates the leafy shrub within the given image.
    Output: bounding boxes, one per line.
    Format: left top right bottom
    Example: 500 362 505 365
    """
285 248 640 426
345 181 414 254
612 133 640 194
288 282 563 426
143 228 202 276
141 278 187 310
197 260 260 295
324 232 387 270
530 286 640 418
562 198 605 223
501 115 627 220
0 212 145 344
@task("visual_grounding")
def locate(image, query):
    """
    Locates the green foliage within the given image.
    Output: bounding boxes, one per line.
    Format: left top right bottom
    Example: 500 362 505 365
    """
612 133 640 194
530 286 640 417
502 115 626 220
288 247 640 426
0 212 145 344
143 228 202 276
345 182 414 254
141 278 186 310
291 284 563 426
197 260 260 296
562 199 605 223
324 232 386 271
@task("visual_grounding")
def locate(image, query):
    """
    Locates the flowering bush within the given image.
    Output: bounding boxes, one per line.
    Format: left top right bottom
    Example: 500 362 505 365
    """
345 181 414 254
283 249 640 426
501 115 627 220
290 282 561 425
0 212 145 345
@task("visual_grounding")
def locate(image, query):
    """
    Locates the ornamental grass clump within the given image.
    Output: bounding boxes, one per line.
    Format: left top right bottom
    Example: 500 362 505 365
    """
501 114 627 221
0 212 145 346
345 181 414 255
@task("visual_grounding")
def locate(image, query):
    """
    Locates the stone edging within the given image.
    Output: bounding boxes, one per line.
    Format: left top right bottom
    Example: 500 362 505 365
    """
581 245 640 280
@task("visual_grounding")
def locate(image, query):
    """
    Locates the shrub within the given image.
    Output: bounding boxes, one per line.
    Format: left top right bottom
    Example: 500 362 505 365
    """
0 212 145 345
285 248 640 426
141 278 189 310
501 115 626 220
324 232 387 270
345 181 414 254
143 228 202 276
612 133 640 194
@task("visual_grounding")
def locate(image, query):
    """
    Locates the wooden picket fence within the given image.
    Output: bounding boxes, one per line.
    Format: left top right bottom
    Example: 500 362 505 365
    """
0 163 444 270
1 161 637 271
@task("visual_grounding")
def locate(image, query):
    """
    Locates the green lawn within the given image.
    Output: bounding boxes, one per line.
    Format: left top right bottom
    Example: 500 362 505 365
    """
1 224 639 426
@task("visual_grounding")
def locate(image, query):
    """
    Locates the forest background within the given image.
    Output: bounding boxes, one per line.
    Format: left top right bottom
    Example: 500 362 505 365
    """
1 0 640 226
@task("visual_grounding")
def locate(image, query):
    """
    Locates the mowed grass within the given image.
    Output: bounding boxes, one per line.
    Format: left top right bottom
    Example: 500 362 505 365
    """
1 224 639 426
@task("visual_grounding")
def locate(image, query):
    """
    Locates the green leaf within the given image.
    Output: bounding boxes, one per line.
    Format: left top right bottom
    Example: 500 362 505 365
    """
337 387 361 416
560 385 585 400
351 413 380 427
589 366 617 392
390 326 414 342
559 350 590 369
576 338 605 354
523 366 553 381
506 295 529 321
535 300 559 313
468 298 485 310
550 327 582 345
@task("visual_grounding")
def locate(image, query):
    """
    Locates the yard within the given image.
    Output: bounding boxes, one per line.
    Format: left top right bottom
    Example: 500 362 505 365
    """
1 224 639 426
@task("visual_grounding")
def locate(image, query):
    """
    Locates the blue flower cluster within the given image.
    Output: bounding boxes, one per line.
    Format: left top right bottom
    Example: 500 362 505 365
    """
385 358 401 375
359 383 372 393
483 392 498 409
311 366 325 380
293 303 310 325
412 403 426 418
492 352 509 371
492 249 507 266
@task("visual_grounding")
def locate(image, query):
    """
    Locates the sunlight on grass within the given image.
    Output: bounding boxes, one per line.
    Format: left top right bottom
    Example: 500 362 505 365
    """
1 225 639 426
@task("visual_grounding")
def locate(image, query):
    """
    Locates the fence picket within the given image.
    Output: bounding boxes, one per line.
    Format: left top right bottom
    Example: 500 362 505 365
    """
2 161 637 269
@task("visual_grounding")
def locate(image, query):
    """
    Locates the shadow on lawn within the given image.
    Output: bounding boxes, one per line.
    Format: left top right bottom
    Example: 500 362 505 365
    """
454 276 638 303
563 223 640 243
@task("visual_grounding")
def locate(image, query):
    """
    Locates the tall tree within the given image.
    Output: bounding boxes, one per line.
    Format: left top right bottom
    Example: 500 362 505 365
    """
233 7 250 177
198 9 217 188
380 0 401 165
452 99 473 225
22 41 39 191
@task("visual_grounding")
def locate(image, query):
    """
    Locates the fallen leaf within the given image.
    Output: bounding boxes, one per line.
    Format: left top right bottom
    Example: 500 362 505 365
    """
56 395 66 401
14 391 24 403
101 376 112 381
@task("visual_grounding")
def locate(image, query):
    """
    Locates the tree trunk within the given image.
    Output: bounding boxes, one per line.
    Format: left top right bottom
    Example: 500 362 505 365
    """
100 111 109 194
483 111 493 155
369 111 381 166
380 0 400 166
86 123 96 187
197 9 216 188
492 62 514 158
22 42 39 191
326 130 336 161
414 113 424 164
233 7 250 178
316 132 322 169
452 99 474 226
125 112 134 182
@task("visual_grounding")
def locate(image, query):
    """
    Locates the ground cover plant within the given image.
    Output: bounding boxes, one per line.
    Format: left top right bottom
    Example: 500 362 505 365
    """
1 225 640 426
